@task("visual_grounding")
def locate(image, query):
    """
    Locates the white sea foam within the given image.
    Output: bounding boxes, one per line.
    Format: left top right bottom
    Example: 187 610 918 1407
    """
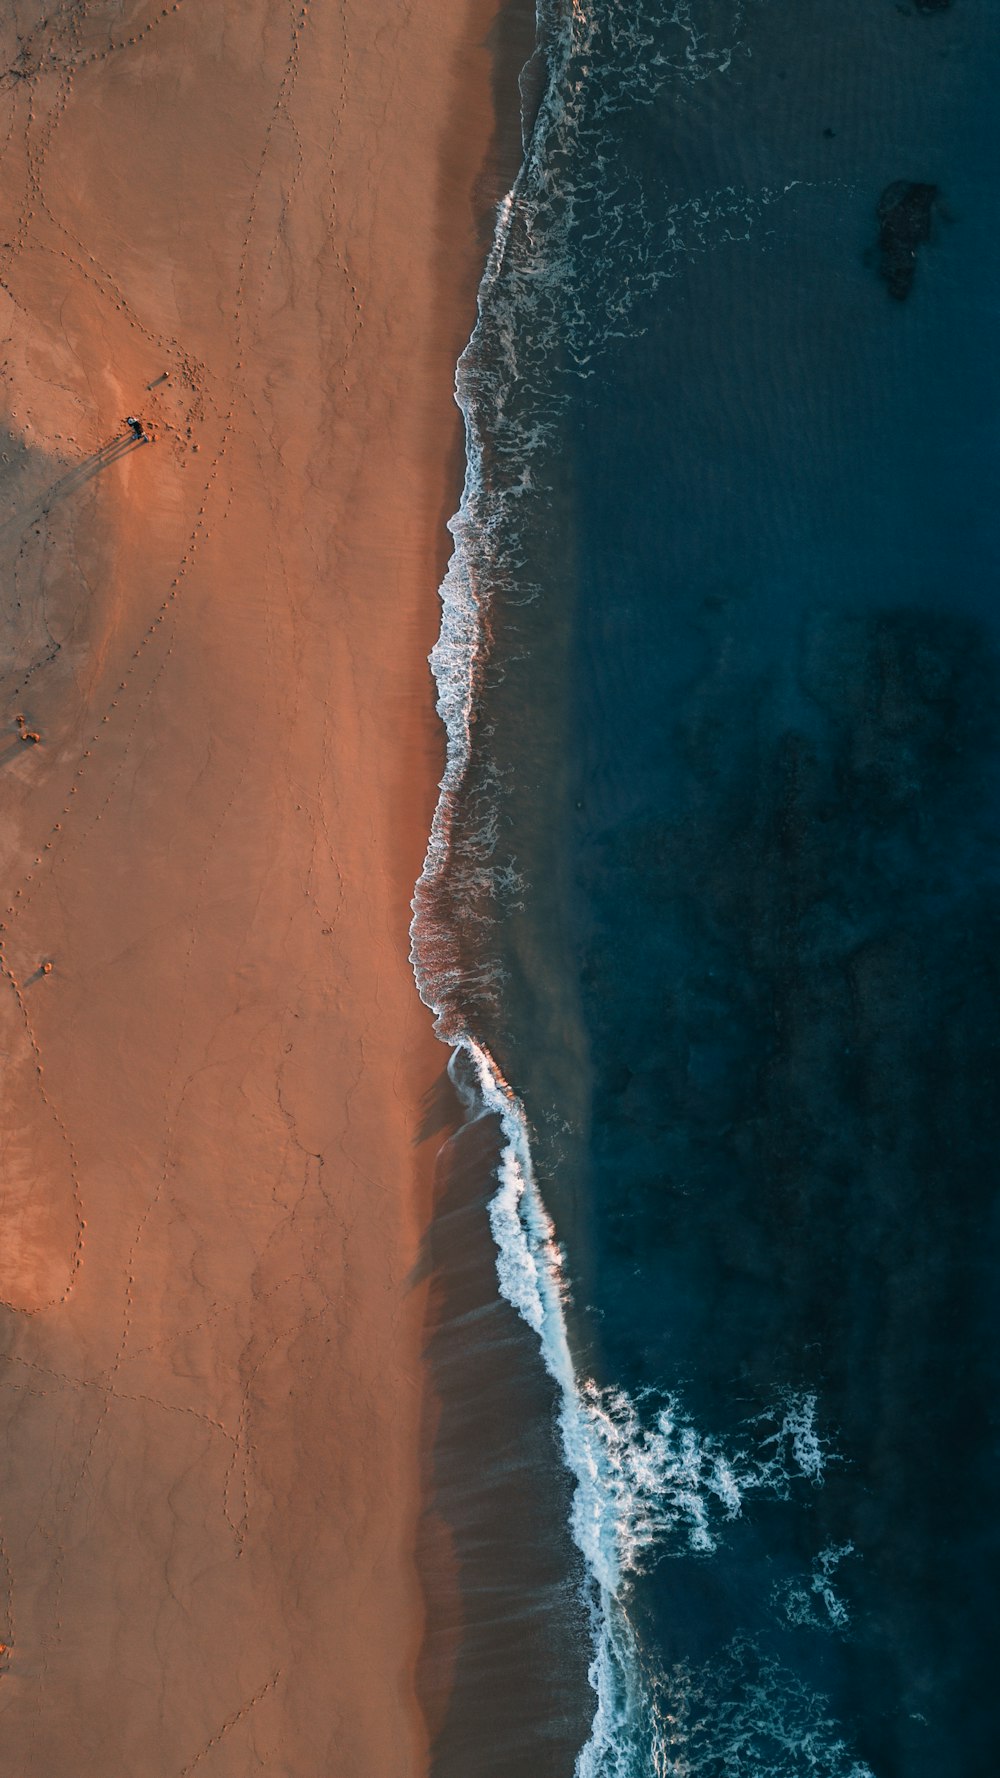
409 3 860 1773
776 1542 857 1635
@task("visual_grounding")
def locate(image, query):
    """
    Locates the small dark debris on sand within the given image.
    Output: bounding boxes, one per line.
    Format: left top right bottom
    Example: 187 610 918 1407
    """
873 181 939 301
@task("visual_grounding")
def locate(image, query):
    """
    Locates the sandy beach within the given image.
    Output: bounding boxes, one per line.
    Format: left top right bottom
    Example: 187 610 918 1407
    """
0 1 506 1770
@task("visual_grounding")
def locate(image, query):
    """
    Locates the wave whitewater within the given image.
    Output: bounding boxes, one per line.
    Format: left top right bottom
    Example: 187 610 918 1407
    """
409 3 854 1773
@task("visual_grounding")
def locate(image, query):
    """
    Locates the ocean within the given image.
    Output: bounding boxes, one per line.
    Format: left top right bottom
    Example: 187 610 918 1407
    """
411 2 1000 1773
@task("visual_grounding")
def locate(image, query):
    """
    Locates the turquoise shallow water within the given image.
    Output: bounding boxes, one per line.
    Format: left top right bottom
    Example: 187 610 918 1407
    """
413 3 1000 1772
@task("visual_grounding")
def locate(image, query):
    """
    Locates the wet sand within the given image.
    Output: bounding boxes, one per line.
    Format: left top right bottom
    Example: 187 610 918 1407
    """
0 1 505 1770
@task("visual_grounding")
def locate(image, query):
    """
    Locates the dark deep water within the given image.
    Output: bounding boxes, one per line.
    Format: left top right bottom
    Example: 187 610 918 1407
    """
416 2 1000 1773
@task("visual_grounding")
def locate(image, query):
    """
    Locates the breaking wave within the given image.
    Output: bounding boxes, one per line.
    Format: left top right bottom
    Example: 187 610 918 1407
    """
427 1036 843 1775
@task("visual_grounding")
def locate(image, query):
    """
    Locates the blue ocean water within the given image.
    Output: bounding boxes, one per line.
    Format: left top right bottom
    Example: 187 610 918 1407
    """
413 2 1000 1773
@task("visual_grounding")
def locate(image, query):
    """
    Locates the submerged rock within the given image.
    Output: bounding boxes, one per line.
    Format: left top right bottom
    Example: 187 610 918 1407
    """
874 180 939 300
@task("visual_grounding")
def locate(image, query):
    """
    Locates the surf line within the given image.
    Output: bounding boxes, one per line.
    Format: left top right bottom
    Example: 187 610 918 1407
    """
407 29 660 1778
404 0 675 1763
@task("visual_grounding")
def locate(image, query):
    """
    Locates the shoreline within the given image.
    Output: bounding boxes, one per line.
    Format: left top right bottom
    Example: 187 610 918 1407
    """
411 5 606 1769
0 1 506 1769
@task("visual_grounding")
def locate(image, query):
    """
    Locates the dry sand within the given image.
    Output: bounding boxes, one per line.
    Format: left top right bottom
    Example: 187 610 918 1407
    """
0 1 507 1770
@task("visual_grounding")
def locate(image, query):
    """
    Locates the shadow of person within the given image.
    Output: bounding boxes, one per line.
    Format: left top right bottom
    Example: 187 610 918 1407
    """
0 429 143 545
